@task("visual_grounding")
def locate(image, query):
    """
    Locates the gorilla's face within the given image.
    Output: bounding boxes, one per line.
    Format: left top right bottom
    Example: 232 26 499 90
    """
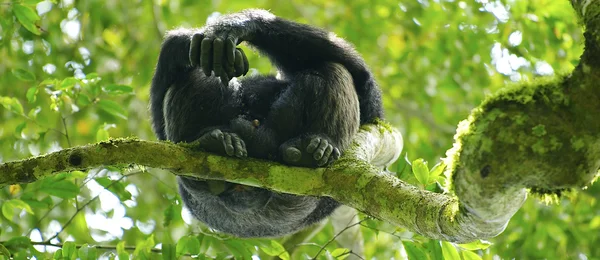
177 176 320 237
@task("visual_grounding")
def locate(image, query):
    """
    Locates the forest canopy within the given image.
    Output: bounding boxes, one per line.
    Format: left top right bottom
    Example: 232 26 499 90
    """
0 0 599 259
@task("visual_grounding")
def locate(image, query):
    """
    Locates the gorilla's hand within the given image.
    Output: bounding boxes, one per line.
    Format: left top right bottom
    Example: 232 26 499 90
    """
189 33 250 85
281 135 341 167
195 129 247 158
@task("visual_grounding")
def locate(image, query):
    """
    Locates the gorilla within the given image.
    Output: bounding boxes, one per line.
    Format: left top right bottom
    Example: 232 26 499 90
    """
150 9 383 237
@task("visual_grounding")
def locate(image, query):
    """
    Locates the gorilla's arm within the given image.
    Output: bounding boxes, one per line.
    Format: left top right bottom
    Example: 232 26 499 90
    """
150 29 248 157
150 29 197 140
193 9 384 124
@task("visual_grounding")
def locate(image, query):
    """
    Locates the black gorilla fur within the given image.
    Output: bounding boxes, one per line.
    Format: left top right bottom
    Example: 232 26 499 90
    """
150 9 383 237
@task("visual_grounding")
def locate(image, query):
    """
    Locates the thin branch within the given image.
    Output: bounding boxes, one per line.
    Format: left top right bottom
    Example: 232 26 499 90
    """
30 241 164 254
340 250 366 260
27 169 102 237
18 112 67 140
311 219 367 260
358 223 405 240
44 171 143 242
61 117 72 147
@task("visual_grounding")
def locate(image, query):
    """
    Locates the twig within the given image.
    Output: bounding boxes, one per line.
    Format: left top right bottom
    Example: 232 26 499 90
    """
61 117 72 147
27 168 104 236
311 219 367 259
30 241 163 254
44 171 143 242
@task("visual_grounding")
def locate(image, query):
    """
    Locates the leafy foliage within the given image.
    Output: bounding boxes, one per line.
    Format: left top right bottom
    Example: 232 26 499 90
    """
0 0 595 259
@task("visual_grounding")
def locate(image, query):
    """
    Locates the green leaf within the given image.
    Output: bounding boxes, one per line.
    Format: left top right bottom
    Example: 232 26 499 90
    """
21 196 52 209
412 158 429 185
69 170 87 179
15 122 26 136
134 235 155 259
175 236 189 257
12 4 41 35
98 100 127 119
40 179 80 199
161 243 176 260
2 199 34 220
58 77 78 90
11 99 24 115
184 236 201 256
176 236 200 257
462 250 483 260
259 240 289 260
330 248 350 260
3 236 31 251
96 128 110 142
225 240 252 259
117 241 129 260
197 234 212 253
0 244 11 257
27 107 41 120
26 87 38 103
39 78 58 86
103 84 133 95
163 204 174 227
441 241 461 260
458 240 492 250
76 94 92 107
2 204 12 221
12 68 36 81
0 97 25 115
425 240 444 260
78 244 98 260
429 161 446 180
95 177 132 201
62 241 77 259
53 249 63 260
85 72 99 80
403 241 428 260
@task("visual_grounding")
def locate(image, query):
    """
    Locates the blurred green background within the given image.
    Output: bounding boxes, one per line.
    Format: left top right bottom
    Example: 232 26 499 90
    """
1 0 598 259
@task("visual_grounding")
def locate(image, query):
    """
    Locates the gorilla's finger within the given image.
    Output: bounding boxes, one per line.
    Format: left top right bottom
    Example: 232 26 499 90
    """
224 133 234 156
190 33 203 66
210 129 223 140
239 48 250 76
283 147 302 163
225 39 236 77
313 139 329 160
332 148 340 160
317 156 329 167
240 138 247 157
306 138 320 153
213 38 224 78
200 38 213 76
234 49 245 76
233 136 244 158
322 145 333 161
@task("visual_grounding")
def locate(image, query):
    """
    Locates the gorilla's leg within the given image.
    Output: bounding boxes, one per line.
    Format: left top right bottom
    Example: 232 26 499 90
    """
271 62 360 167
193 129 247 158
